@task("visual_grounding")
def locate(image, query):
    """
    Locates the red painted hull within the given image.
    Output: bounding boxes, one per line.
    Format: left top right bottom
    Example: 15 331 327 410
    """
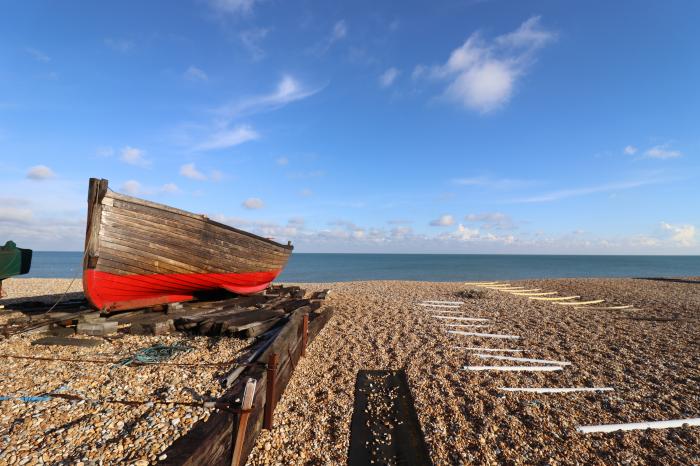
84 269 281 311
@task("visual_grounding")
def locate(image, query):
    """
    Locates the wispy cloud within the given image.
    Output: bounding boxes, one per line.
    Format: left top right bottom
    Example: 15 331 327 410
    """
276 157 289 166
311 20 348 56
195 124 259 151
624 145 638 155
379 67 400 87
25 47 50 63
240 28 270 60
429 214 455 226
465 212 515 230
104 38 134 53
26 165 55 181
207 0 261 15
510 179 659 203
217 75 322 118
416 16 556 112
120 146 150 166
180 163 207 181
452 176 534 190
242 197 264 209
121 180 179 196
184 66 208 81
645 144 682 159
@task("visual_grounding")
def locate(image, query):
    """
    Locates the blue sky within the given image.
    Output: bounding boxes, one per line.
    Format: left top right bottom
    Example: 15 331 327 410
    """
1 0 698 253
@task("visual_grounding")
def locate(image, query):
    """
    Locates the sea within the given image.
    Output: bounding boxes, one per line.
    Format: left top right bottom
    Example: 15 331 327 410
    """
19 252 700 282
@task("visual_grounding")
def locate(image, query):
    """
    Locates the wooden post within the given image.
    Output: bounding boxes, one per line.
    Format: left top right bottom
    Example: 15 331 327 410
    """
301 314 309 357
231 378 256 466
263 353 278 430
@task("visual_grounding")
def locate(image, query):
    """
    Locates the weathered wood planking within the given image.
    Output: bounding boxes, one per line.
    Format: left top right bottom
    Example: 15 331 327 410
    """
159 306 334 466
84 178 291 278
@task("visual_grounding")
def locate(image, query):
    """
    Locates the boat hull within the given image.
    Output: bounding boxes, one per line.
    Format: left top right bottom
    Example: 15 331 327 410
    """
84 269 282 311
0 241 32 281
82 178 293 312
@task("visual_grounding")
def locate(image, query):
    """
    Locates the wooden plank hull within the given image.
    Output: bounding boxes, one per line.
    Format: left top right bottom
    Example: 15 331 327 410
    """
82 178 293 311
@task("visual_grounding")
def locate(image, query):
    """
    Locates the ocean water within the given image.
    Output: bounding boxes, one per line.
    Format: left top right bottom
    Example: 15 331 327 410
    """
17 252 700 281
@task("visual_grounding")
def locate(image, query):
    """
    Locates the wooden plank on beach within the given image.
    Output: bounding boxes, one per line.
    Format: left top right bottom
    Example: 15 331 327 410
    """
555 299 604 306
528 296 580 301
432 316 490 322
474 354 571 366
499 387 613 394
510 292 558 296
448 331 520 339
577 418 700 434
464 365 563 372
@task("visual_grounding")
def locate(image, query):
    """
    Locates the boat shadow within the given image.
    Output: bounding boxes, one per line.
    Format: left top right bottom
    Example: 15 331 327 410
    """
0 291 86 313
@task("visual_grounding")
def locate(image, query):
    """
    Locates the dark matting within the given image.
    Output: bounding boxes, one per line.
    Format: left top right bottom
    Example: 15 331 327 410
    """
348 370 433 466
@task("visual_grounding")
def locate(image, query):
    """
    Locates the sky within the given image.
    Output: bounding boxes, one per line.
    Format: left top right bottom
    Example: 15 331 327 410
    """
1 0 699 254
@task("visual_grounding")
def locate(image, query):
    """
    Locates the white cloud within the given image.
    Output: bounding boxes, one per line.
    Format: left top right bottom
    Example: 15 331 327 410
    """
449 224 481 241
207 0 261 15
160 183 180 194
242 197 264 209
624 145 638 155
465 212 515 230
300 188 313 197
120 146 150 166
218 75 321 118
121 180 142 195
430 214 455 226
276 157 289 166
180 163 207 181
25 47 50 63
661 222 696 247
416 16 555 113
120 180 179 196
379 67 400 87
104 38 134 53
195 124 259 151
26 165 55 180
645 144 682 159
184 66 208 81
240 28 270 60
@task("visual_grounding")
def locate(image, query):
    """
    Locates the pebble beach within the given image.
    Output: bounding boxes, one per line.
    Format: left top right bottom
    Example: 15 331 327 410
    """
1 277 699 465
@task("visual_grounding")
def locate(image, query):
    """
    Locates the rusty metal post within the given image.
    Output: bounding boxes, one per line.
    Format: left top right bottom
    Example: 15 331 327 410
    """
301 314 309 357
263 353 278 430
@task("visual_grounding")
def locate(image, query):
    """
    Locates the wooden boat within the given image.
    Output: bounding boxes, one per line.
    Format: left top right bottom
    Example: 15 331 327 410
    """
83 178 293 312
0 241 33 296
